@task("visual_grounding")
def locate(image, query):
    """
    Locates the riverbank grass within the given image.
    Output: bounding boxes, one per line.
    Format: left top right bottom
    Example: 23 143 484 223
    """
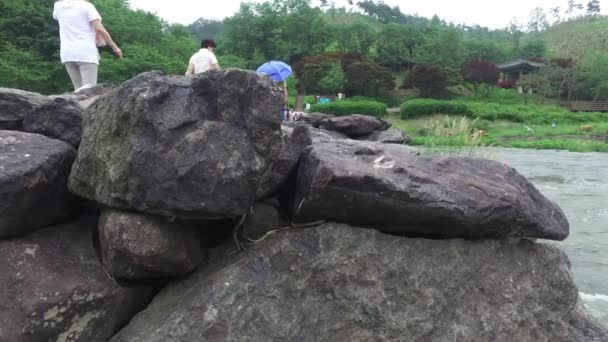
388 113 608 153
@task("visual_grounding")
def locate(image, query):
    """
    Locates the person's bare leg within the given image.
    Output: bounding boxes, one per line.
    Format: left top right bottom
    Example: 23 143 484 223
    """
64 62 82 91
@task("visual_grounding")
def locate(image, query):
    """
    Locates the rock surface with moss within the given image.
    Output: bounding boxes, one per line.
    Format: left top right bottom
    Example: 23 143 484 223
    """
0 217 154 342
110 223 607 342
69 70 285 220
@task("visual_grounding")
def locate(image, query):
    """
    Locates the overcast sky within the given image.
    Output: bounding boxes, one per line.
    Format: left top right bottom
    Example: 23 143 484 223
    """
128 0 606 29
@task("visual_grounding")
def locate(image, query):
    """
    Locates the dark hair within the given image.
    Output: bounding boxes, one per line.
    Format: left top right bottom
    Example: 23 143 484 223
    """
201 39 217 49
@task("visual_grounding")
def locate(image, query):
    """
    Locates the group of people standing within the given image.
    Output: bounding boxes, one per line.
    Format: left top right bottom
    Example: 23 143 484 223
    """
53 0 292 120
53 0 220 92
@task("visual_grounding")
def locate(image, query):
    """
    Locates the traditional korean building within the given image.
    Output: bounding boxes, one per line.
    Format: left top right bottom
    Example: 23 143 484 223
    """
497 59 545 83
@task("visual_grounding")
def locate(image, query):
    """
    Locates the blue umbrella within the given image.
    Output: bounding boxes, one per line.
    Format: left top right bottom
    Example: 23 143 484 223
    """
257 61 292 82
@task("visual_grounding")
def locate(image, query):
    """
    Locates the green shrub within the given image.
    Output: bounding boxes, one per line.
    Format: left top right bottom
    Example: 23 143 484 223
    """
400 98 608 124
347 96 378 102
310 101 387 117
400 99 472 119
288 95 315 108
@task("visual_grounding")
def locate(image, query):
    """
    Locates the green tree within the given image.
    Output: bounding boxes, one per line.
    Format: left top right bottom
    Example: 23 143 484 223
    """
318 61 346 93
345 61 394 97
187 18 225 39
586 0 601 15
527 7 549 33
464 39 508 63
521 40 547 59
405 64 449 98
415 28 465 68
221 0 330 63
582 51 608 100
0 0 64 92
0 0 200 93
330 22 378 54
0 44 56 92
218 55 251 69
376 24 423 70
507 18 523 58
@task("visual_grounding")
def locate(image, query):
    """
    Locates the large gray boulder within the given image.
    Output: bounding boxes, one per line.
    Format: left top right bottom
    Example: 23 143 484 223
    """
110 223 606 342
294 112 334 126
0 131 76 237
257 124 314 199
0 88 51 130
317 114 391 138
257 123 352 199
23 97 83 147
99 209 204 279
292 140 568 240
69 70 284 219
0 217 154 342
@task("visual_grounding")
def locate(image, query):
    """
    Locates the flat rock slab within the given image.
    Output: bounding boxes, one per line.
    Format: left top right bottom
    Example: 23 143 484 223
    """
0 88 51 130
292 140 569 240
0 131 76 237
110 224 606 342
0 217 154 342
69 70 284 219
99 209 205 279
317 114 391 138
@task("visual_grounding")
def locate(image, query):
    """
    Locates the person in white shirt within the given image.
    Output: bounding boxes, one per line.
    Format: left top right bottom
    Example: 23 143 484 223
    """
53 0 122 92
185 39 220 75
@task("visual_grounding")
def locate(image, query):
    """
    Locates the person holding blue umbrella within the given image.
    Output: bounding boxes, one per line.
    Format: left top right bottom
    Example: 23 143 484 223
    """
257 61 292 120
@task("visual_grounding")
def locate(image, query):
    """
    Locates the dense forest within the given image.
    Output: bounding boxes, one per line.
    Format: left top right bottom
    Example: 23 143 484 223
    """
0 0 606 102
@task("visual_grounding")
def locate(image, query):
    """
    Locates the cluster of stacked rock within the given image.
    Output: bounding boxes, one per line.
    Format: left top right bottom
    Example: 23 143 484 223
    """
291 111 411 144
1 86 154 341
1 70 606 341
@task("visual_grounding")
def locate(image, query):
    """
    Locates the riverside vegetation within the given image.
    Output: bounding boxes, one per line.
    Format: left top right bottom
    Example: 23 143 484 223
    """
308 90 608 153
3 0 605 152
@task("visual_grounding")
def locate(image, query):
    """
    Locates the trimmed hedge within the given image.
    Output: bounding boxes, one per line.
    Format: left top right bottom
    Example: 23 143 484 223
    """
310 101 387 117
400 99 472 119
400 99 608 124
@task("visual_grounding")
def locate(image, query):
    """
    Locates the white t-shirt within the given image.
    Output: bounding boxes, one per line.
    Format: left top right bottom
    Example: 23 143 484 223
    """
53 0 102 64
189 49 219 74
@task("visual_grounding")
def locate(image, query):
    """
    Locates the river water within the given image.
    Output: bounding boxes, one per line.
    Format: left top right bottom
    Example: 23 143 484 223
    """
490 148 608 325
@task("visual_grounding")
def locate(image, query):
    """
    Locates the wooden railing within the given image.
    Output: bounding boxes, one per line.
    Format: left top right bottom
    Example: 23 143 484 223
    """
569 101 608 112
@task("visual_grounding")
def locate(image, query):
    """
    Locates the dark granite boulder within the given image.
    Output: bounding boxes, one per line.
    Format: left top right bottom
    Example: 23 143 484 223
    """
292 139 569 240
0 217 154 342
110 223 605 342
0 88 51 130
23 97 84 147
0 131 76 237
69 70 284 220
317 114 391 138
99 209 204 279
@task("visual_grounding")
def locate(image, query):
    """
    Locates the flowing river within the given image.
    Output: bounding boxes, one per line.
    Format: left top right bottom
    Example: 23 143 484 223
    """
490 148 608 325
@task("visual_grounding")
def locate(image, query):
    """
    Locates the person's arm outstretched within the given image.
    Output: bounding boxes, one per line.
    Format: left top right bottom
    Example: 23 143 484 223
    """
91 19 122 58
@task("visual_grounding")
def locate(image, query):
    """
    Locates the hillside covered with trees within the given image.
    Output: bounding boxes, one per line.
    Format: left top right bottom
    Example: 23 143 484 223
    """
0 0 606 104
